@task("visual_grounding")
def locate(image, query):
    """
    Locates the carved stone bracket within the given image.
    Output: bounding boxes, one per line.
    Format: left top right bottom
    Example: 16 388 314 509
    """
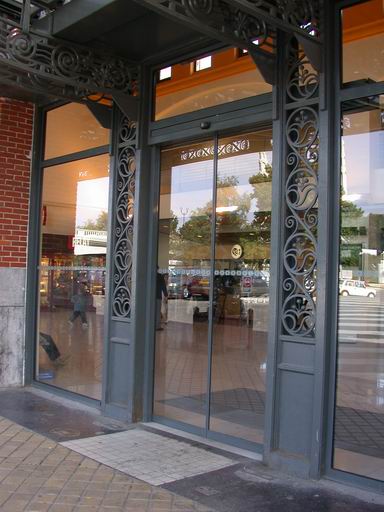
281 38 319 338
111 112 137 320
0 15 138 103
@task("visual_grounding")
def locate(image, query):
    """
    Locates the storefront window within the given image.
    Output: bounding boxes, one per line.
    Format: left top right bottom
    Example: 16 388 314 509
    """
37 103 110 400
333 95 384 481
342 0 384 85
154 47 272 121
44 102 110 160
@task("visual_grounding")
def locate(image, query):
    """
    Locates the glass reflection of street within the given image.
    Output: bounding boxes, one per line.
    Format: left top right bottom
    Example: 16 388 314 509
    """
333 98 384 482
154 130 272 445
37 149 110 400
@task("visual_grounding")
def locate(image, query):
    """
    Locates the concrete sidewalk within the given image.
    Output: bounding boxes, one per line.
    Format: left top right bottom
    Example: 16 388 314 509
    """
0 416 212 512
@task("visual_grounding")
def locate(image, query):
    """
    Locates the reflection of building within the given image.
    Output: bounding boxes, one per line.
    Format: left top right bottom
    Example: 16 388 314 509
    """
341 212 384 282
73 229 107 255
1 0 384 496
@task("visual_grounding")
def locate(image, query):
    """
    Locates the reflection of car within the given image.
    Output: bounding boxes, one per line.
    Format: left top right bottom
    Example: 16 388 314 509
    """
167 270 209 300
184 276 210 299
167 274 183 299
167 271 209 299
241 272 269 297
339 279 376 298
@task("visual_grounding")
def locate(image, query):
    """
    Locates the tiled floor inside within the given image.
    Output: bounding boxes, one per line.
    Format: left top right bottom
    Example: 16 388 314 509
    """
62 430 237 486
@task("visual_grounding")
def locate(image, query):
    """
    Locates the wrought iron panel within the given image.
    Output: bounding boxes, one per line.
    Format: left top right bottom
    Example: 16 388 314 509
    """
0 15 138 102
138 0 274 56
138 0 321 57
111 113 137 320
281 38 319 338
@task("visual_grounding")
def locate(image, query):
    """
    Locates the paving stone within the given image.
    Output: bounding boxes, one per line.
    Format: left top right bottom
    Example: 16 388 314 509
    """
25 501 51 511
0 416 213 511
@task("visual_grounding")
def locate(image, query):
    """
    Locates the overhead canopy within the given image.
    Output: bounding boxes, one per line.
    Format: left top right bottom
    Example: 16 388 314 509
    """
0 0 321 104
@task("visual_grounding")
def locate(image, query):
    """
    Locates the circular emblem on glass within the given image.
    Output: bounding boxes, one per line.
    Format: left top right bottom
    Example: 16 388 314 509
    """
231 244 243 260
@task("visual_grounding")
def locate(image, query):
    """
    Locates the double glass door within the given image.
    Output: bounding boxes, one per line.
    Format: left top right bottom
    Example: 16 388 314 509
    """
153 129 273 446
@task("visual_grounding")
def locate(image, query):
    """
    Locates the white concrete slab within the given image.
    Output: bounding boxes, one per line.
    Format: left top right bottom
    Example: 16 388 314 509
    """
62 428 237 486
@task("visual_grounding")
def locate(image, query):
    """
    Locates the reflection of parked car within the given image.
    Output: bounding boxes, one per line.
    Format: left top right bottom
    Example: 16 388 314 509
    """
167 274 182 299
241 272 269 297
167 271 209 299
184 275 210 299
339 279 376 298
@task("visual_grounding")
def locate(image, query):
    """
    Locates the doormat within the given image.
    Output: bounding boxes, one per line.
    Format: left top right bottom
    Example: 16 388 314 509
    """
62 428 236 486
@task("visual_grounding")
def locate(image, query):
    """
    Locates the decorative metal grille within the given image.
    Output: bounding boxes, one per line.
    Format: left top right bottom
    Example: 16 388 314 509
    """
111 113 137 319
139 0 321 57
0 14 138 102
281 38 319 338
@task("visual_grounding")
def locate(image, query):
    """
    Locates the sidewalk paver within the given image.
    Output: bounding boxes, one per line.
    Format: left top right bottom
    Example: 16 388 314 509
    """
0 416 213 512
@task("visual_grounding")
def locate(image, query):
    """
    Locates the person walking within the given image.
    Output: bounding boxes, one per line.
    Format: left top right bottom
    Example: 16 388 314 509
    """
68 282 92 329
156 268 168 330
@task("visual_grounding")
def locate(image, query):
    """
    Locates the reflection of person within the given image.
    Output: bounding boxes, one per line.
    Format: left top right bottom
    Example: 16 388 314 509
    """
39 332 70 367
68 282 92 329
156 268 168 330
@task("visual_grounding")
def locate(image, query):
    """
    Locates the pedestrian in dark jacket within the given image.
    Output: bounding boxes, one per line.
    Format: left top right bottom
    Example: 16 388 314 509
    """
68 282 92 329
156 268 168 330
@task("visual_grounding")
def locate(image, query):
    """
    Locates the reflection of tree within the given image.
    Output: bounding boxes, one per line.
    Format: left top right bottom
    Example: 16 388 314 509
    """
168 175 266 264
247 163 272 247
178 208 211 244
216 176 251 232
176 177 251 245
80 210 108 231
249 162 272 213
340 186 364 268
166 168 274 266
341 186 364 218
169 210 178 233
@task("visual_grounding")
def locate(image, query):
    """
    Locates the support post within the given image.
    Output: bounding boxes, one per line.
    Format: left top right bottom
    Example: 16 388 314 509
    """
264 24 329 477
102 105 138 420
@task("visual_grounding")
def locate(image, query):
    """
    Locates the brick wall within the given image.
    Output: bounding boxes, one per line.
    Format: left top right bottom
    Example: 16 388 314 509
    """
0 98 34 268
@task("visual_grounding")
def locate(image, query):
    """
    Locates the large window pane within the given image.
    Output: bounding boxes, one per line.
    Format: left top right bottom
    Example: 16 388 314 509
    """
333 96 384 481
209 131 272 444
153 140 214 429
154 47 272 121
44 103 110 160
153 130 272 444
37 154 110 400
342 0 384 85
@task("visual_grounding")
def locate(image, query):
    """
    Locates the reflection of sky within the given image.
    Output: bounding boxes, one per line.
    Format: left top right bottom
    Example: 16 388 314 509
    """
76 177 109 227
344 130 384 215
169 152 272 219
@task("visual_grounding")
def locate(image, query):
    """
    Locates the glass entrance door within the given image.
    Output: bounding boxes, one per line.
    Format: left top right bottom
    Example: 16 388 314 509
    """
332 95 384 482
153 129 273 447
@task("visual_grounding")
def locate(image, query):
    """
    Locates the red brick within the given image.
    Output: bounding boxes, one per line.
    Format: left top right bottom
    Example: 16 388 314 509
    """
0 97 33 267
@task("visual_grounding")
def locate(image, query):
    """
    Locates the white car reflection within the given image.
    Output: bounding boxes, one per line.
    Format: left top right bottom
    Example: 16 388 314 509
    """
339 279 376 298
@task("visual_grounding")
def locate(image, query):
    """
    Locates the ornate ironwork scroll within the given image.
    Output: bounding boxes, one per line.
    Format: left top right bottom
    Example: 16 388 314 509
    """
111 113 137 319
139 0 273 56
281 38 319 338
0 14 138 103
138 0 321 56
